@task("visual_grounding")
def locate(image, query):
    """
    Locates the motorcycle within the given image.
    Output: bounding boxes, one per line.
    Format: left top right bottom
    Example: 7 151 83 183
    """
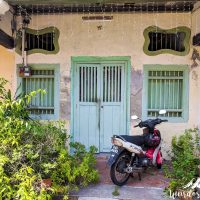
107 110 168 186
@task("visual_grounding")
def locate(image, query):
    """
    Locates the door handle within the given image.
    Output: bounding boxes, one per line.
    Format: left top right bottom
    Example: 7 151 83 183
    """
101 106 103 109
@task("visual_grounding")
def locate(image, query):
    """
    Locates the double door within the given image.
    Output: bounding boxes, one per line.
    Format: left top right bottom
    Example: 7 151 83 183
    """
73 62 128 152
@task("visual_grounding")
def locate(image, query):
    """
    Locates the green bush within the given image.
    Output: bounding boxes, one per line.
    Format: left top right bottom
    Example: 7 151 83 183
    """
0 78 99 199
164 128 200 193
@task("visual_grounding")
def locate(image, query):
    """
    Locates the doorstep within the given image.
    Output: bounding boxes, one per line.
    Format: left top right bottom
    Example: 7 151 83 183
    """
70 184 170 200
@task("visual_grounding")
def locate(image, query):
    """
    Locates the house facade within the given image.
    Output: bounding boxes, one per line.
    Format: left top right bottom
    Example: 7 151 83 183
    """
0 0 200 157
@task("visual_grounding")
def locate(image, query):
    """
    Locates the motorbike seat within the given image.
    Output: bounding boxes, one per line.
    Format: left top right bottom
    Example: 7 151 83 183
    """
118 135 145 146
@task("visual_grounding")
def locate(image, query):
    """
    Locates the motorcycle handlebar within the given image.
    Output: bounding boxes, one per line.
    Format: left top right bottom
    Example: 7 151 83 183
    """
134 119 168 128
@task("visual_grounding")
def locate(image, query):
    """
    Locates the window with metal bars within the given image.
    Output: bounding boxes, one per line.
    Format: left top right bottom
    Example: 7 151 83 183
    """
148 32 185 52
26 32 55 51
16 27 59 55
143 65 189 122
19 65 60 120
143 26 191 56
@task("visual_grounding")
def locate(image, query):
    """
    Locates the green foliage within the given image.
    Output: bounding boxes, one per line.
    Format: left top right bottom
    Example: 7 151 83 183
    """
0 78 99 199
164 128 200 193
112 186 120 196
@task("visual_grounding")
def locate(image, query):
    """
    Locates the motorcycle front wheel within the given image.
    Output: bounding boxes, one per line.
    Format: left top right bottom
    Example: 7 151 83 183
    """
110 151 131 186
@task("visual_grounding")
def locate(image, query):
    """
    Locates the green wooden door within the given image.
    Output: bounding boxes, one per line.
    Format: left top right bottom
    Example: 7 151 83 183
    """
73 61 128 152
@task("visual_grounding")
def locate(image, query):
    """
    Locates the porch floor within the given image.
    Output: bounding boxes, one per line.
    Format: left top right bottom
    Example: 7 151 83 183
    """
95 155 169 188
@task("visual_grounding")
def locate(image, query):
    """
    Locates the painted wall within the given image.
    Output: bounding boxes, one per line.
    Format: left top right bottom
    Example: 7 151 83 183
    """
13 10 200 157
0 45 15 91
191 4 200 130
0 11 15 91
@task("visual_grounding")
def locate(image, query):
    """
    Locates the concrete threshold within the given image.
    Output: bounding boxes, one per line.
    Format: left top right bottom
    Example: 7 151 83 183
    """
70 184 170 200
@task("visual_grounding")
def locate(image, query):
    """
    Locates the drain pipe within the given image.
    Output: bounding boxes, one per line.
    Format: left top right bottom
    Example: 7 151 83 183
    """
21 26 26 67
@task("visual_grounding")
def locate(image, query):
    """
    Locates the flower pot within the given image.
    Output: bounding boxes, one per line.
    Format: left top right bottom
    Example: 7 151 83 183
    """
41 178 52 188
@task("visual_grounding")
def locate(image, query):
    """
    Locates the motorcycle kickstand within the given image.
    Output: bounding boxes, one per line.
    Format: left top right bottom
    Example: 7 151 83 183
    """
130 172 142 181
138 172 142 181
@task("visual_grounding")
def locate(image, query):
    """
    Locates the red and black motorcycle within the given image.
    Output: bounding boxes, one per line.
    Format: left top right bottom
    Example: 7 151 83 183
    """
108 110 168 186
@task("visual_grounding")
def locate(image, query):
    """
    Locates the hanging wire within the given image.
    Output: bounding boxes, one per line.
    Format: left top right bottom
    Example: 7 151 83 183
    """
62 6 65 30
116 3 119 33
132 2 135 31
35 5 39 50
87 4 90 39
170 3 173 49
195 3 198 36
175 2 178 51
164 1 167 49
109 3 113 25
102 4 106 39
70 4 73 37
140 2 143 37
156 1 159 51
121 3 125 44
31 4 34 28
48 6 51 28
152 2 155 50
53 6 55 31
42 5 45 50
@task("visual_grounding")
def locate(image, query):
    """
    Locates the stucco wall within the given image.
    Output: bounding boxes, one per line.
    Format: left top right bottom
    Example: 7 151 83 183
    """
14 11 200 157
192 5 200 130
0 11 15 91
0 45 15 91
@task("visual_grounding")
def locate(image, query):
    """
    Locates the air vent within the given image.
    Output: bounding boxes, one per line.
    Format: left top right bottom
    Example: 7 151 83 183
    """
82 16 113 21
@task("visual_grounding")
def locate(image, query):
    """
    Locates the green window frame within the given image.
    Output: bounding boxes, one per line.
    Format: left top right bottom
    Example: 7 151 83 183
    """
142 65 189 122
143 26 191 56
16 27 60 55
17 64 60 120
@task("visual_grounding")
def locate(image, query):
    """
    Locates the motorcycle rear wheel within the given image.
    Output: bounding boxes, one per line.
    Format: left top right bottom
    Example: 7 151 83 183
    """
110 151 131 186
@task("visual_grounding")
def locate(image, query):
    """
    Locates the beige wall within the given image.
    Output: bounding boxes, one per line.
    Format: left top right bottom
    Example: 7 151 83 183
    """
0 45 15 91
192 4 200 129
13 10 200 157
0 11 15 91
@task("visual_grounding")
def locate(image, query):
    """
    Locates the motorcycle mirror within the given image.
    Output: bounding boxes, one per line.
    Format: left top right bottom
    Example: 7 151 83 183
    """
131 115 138 120
159 110 166 115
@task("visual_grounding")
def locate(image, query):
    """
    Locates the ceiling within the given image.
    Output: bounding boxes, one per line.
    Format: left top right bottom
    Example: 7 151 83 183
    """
5 0 198 14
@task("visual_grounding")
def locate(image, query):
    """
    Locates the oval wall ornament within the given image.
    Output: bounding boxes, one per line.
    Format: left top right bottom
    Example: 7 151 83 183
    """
143 26 191 56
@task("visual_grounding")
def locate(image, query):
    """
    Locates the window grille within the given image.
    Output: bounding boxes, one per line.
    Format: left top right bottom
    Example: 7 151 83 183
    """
79 66 98 102
16 27 59 55
148 32 186 52
142 64 189 122
143 26 191 56
78 65 122 103
22 69 55 115
146 70 185 118
103 66 122 102
26 32 55 51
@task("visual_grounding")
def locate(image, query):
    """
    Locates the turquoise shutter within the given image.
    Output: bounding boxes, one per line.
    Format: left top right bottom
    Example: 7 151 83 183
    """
147 70 184 118
22 69 55 115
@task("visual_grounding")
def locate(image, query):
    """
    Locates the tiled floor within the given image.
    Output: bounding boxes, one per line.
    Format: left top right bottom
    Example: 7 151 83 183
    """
96 155 169 188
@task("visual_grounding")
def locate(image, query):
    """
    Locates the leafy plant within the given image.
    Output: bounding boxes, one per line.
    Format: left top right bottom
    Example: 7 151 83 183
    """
112 186 120 196
164 128 200 194
0 77 99 199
